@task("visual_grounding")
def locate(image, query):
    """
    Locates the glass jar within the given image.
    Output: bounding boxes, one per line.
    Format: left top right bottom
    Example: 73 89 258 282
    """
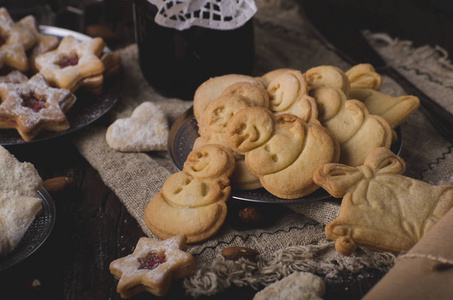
133 0 255 100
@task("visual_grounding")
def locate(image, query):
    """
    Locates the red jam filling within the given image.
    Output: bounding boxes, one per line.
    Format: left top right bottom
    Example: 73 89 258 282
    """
137 251 166 270
22 96 47 112
58 55 79 68
0 35 6 47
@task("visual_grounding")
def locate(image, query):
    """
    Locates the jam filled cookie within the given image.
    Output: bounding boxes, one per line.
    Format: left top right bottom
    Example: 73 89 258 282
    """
0 8 39 72
0 73 76 141
110 235 195 298
35 35 105 92
0 70 28 84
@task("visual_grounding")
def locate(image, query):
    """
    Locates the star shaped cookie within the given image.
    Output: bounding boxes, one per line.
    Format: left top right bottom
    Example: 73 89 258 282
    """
0 8 39 71
109 235 195 298
0 73 76 141
34 35 105 92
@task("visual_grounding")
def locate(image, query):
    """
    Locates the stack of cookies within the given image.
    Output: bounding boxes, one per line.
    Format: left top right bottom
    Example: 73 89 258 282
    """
0 7 121 141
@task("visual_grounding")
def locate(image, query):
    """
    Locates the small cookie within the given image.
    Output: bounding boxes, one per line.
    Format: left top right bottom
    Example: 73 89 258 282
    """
304 65 351 95
0 73 76 141
267 70 319 123
349 88 420 129
144 144 235 243
28 34 60 74
220 81 269 108
259 68 297 87
226 107 340 199
310 87 393 166
35 35 105 92
106 102 169 152
314 147 453 255
346 63 382 90
0 145 42 197
0 190 42 256
0 9 39 71
0 70 28 83
109 235 195 298
100 51 122 79
254 271 326 300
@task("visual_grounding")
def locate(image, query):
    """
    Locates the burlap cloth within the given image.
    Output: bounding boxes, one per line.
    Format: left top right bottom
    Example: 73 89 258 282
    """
72 0 453 297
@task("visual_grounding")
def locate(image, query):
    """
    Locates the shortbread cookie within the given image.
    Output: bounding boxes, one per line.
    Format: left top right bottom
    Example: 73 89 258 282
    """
310 87 393 166
314 147 453 256
35 35 105 92
0 145 42 197
0 9 39 71
0 190 42 256
144 144 235 243
0 73 76 141
267 70 319 123
346 63 382 90
305 65 351 95
226 107 339 199
193 73 264 125
254 271 325 300
349 88 420 129
110 235 195 298
0 70 28 83
220 81 269 108
106 102 169 152
259 68 296 87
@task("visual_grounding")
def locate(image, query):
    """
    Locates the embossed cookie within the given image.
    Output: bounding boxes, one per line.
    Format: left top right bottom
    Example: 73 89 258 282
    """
106 102 169 152
304 65 351 95
260 68 296 87
193 74 264 126
346 63 382 90
349 88 420 129
0 73 76 141
314 147 453 256
144 144 235 243
226 107 340 199
310 87 393 166
0 9 39 71
35 35 105 92
267 70 319 123
109 235 195 298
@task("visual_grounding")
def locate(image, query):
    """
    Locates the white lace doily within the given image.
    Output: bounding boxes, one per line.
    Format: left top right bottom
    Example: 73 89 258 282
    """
147 0 257 30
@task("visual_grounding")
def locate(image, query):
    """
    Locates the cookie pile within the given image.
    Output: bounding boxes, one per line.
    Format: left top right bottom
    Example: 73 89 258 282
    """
0 7 121 141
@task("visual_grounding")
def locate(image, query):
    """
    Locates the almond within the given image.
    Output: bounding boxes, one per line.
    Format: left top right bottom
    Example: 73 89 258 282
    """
42 176 73 193
221 246 259 261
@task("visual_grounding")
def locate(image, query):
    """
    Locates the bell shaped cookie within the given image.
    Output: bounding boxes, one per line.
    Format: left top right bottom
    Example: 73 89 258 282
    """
226 107 339 199
314 147 453 256
144 144 235 243
349 88 420 129
310 86 393 166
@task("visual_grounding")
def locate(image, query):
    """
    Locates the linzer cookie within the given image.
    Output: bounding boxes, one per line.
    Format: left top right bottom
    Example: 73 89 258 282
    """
35 35 105 92
0 70 28 83
0 8 39 71
144 144 235 243
310 86 393 166
0 73 76 141
225 107 340 199
314 147 453 256
109 235 195 298
28 33 60 74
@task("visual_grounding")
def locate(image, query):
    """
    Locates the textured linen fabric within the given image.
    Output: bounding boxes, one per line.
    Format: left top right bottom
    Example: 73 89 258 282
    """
72 0 453 296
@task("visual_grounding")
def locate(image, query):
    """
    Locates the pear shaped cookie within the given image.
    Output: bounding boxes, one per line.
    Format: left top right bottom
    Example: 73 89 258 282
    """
226 107 339 199
144 144 235 243
314 147 453 256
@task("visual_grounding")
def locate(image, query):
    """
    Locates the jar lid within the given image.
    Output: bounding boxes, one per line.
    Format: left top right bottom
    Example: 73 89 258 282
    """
147 0 257 30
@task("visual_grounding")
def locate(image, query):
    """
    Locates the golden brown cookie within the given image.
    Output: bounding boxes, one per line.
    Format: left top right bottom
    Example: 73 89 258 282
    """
348 88 420 129
109 235 195 298
144 144 235 243
259 68 296 87
226 107 340 199
305 65 351 95
35 35 105 92
314 147 453 256
0 73 76 141
345 63 382 90
310 87 393 166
